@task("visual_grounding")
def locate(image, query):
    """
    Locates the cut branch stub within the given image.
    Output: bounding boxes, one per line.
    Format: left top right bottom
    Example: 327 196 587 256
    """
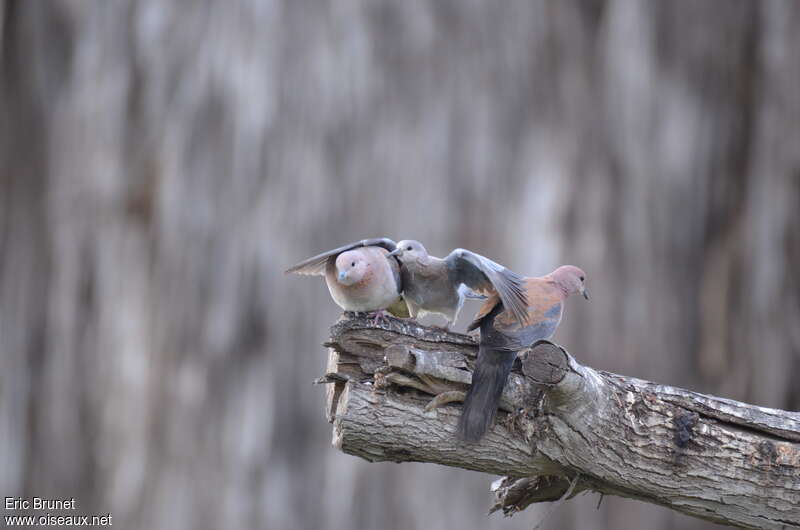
384 344 415 372
384 344 471 384
519 340 569 385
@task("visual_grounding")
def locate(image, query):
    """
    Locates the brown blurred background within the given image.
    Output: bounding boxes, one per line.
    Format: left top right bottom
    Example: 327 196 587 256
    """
1 1 798 529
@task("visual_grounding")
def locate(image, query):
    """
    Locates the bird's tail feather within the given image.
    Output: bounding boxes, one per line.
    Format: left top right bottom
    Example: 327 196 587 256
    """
456 345 516 442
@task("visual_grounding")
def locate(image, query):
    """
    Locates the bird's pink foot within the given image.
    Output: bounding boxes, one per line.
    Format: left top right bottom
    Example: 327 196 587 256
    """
370 310 389 325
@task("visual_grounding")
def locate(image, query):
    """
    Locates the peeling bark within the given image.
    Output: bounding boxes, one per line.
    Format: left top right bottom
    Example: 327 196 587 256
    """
322 315 800 529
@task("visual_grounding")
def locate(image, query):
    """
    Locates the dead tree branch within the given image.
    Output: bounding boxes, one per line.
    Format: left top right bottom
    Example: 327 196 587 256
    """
320 315 800 529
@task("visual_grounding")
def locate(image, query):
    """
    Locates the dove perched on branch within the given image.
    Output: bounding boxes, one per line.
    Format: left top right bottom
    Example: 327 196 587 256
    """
286 238 409 321
457 265 589 442
389 240 529 331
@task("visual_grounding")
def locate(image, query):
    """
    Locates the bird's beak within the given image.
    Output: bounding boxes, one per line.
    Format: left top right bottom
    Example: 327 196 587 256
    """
388 248 402 257
338 271 347 282
582 288 589 300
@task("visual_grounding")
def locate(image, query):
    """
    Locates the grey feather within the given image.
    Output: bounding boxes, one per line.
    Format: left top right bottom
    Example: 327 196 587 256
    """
445 249 528 326
460 286 487 300
285 238 397 276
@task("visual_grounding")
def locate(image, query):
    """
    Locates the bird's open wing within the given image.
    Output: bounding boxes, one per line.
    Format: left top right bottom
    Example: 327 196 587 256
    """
445 248 528 326
285 238 397 276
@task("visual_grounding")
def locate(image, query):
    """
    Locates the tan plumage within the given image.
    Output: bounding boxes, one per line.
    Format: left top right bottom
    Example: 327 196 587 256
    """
458 265 588 441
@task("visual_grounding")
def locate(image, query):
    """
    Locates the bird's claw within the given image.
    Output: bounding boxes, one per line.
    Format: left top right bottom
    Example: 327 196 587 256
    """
370 310 389 325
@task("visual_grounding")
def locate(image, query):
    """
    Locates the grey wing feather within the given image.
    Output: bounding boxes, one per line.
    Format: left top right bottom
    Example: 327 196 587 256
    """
445 249 529 326
389 251 403 293
509 314 560 347
459 285 488 300
285 238 397 275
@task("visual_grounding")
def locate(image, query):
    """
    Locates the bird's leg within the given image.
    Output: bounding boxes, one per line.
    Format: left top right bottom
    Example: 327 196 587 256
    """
369 309 389 325
424 390 466 412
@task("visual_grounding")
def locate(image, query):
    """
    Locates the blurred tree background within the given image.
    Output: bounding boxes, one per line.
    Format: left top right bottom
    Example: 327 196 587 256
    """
1 1 798 529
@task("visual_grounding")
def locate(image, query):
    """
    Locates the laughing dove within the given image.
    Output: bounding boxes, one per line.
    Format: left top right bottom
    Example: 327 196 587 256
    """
389 240 529 330
457 265 588 442
285 238 409 320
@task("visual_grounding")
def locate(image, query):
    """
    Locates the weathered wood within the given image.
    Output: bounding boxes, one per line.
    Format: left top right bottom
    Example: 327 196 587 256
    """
323 315 800 529
489 475 578 516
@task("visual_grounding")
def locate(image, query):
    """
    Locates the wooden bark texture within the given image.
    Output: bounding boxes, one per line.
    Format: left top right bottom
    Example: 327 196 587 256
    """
325 315 800 529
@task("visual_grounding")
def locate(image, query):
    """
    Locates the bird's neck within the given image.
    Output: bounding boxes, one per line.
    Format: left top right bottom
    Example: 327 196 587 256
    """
416 255 437 268
544 275 570 299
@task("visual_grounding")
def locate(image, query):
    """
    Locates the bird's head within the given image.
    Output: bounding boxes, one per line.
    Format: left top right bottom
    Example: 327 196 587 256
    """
552 265 589 300
335 250 368 285
389 240 428 262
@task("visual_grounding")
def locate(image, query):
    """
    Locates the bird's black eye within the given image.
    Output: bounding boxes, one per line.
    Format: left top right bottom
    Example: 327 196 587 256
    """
580 276 584 282
351 262 355 267
407 246 412 251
